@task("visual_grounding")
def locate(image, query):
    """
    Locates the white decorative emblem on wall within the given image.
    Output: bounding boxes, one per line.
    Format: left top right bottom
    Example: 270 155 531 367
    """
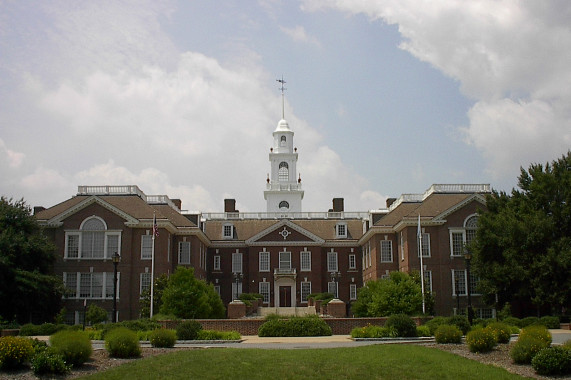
280 227 291 240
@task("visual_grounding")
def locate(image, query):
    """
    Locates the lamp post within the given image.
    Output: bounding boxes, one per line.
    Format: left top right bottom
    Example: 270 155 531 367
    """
112 252 121 323
330 271 341 299
233 272 243 301
464 248 474 325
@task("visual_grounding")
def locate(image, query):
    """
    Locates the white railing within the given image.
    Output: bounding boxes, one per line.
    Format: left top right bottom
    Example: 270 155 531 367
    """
389 184 491 211
202 211 370 220
266 183 303 191
77 186 181 211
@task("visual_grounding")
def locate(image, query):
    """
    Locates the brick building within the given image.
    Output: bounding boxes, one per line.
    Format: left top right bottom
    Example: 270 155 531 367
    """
34 114 492 322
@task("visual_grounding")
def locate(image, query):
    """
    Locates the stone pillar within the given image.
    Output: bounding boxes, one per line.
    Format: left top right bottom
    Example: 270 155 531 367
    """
227 300 246 319
327 299 346 318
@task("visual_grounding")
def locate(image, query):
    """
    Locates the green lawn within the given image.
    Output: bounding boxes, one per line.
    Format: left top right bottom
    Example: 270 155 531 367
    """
80 345 527 380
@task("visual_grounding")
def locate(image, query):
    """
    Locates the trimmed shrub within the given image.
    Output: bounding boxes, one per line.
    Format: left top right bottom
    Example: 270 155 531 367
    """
416 325 431 337
385 314 417 337
149 329 177 348
0 336 34 370
30 347 71 376
50 330 92 367
502 317 522 328
466 327 496 353
520 316 539 328
258 316 332 337
563 339 571 350
102 318 161 338
176 320 203 340
197 330 241 340
425 316 447 335
105 327 141 358
447 315 471 335
539 316 560 329
531 347 571 376
19 323 68 336
510 336 550 364
486 322 512 344
350 325 397 338
434 325 462 344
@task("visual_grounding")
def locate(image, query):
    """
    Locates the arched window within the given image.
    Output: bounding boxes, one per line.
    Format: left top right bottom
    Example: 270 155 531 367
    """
81 217 106 258
279 201 289 209
280 135 286 146
278 162 289 182
464 215 478 245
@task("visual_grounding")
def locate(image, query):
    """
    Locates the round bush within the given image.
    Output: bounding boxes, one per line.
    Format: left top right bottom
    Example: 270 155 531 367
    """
149 329 177 348
520 316 539 328
105 327 141 358
502 317 522 328
416 325 431 337
0 336 34 370
425 316 448 335
466 327 496 353
434 325 462 344
531 347 571 376
510 336 550 364
176 320 203 340
538 316 560 329
385 314 417 337
30 347 71 376
486 322 512 344
446 315 471 335
49 330 92 367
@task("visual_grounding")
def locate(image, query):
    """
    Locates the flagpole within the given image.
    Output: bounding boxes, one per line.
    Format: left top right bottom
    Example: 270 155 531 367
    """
150 212 156 318
418 214 426 314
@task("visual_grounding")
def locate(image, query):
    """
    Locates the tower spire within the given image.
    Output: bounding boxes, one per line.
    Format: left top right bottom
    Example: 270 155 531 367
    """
277 76 287 119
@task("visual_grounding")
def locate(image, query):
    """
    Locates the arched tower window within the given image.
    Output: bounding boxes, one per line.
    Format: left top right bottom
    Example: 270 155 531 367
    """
464 215 478 245
278 162 289 182
279 201 289 209
81 217 106 258
280 135 286 146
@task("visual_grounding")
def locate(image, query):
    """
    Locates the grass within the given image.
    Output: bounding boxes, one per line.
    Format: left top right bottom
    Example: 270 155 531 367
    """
80 345 526 380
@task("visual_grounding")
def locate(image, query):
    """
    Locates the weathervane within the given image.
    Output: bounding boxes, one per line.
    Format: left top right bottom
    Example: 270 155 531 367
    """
277 76 287 119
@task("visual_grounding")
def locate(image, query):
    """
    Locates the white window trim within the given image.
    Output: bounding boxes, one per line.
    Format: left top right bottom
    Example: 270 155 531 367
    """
279 250 291 270
348 254 356 270
380 240 393 263
336 222 347 238
64 230 121 260
178 241 191 264
141 234 153 260
259 282 270 304
419 232 431 257
301 281 311 303
300 250 311 271
140 272 151 296
259 251 270 272
213 255 221 271
223 223 234 239
350 284 357 300
328 281 338 298
232 252 243 273
66 271 120 300
449 229 466 257
327 250 338 272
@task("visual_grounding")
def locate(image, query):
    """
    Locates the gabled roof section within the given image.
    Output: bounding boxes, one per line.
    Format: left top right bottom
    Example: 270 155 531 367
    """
246 219 325 246
431 193 487 222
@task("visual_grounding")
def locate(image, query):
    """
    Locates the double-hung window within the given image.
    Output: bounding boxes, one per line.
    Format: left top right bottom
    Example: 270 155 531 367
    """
419 233 431 257
301 282 311 303
300 250 311 271
259 282 270 303
213 255 221 271
349 254 356 270
380 240 393 262
327 251 338 272
141 235 153 259
232 252 243 273
279 251 291 271
259 251 270 272
65 217 121 259
178 241 191 264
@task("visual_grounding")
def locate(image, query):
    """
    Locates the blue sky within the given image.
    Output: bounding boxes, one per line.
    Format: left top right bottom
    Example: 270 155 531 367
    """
1 1 570 213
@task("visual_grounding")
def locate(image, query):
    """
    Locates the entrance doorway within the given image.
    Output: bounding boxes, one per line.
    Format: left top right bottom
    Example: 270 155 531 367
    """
279 286 292 307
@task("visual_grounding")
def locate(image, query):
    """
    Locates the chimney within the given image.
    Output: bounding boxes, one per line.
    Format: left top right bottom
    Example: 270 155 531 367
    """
33 206 46 215
224 199 236 213
386 198 397 208
171 199 182 210
332 198 344 212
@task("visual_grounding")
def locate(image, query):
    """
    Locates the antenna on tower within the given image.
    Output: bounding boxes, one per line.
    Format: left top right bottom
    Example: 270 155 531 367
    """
276 76 287 119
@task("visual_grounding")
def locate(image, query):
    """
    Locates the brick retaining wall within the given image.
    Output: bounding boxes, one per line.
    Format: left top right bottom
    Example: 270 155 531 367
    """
159 317 430 336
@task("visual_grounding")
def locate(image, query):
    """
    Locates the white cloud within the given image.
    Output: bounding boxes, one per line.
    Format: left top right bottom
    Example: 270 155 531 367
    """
280 25 321 46
0 139 25 168
301 0 571 189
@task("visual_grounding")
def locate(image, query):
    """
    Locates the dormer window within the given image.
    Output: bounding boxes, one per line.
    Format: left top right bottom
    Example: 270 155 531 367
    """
336 222 347 238
223 223 234 239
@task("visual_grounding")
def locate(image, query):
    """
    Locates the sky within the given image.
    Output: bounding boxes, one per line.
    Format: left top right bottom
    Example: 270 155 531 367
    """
1 0 570 213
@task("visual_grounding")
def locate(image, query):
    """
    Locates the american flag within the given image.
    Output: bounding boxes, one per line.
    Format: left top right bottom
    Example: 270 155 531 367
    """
153 214 159 238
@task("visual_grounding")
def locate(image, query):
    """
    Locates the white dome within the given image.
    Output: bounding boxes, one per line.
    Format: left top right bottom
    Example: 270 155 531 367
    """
275 119 290 131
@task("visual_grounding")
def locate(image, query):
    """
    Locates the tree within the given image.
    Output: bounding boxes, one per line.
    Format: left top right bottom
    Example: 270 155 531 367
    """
0 197 64 323
159 267 225 319
352 271 430 317
86 304 108 325
473 152 571 316
139 274 168 318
